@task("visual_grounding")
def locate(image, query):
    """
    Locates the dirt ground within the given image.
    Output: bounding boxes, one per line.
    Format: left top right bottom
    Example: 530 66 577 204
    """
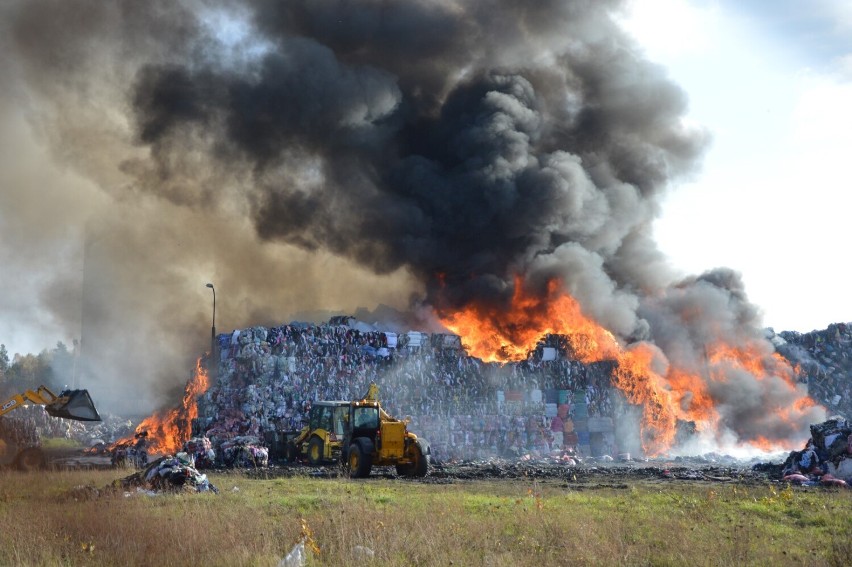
48 445 789 490
240 455 786 489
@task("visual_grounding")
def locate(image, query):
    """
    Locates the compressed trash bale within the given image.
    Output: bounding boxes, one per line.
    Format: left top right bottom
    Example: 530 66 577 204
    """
199 317 632 464
221 436 269 468
810 417 850 451
183 437 216 468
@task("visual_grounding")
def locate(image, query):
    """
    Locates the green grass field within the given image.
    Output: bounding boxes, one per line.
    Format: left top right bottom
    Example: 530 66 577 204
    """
0 468 849 566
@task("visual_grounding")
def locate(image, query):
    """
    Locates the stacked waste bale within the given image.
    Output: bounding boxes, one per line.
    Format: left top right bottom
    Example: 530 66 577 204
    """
774 322 852 418
221 435 269 468
197 319 619 463
183 436 215 469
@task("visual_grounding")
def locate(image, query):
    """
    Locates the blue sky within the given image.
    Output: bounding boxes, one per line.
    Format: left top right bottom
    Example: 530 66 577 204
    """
622 0 852 333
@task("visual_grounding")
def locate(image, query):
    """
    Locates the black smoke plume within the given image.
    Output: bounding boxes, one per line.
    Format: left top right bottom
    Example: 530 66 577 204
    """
0 0 822 444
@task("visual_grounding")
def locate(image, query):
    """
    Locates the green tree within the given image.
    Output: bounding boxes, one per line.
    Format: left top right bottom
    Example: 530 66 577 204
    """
2 351 53 397
0 344 9 382
50 341 74 389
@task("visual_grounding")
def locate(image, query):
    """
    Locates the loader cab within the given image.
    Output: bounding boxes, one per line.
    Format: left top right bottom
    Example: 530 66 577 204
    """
308 402 348 438
300 401 349 465
352 406 379 433
344 404 380 449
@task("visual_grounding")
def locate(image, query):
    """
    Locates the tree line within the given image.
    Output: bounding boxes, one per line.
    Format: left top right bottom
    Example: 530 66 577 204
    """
0 342 76 401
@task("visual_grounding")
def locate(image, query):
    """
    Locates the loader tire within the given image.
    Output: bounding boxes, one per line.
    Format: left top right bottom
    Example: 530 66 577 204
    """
308 437 324 465
285 441 299 463
397 441 429 477
15 447 46 472
411 442 429 477
348 440 373 478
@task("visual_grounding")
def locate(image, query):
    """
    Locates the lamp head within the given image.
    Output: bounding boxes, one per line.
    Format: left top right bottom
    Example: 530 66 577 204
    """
206 283 214 289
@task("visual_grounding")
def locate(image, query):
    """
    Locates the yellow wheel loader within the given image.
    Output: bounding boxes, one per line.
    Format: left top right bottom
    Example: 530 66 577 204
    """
0 385 101 471
294 383 430 478
289 401 349 465
344 383 430 478
287 383 432 478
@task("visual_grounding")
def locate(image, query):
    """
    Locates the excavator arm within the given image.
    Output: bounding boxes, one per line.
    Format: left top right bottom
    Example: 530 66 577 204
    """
0 386 101 421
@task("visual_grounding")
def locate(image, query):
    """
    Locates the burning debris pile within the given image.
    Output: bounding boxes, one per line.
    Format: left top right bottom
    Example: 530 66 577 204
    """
771 323 852 418
99 318 848 473
109 432 150 469
107 357 211 465
781 417 852 488
195 314 832 464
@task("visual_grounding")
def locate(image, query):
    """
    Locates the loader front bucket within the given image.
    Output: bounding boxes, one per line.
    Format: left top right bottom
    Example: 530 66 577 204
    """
45 389 102 422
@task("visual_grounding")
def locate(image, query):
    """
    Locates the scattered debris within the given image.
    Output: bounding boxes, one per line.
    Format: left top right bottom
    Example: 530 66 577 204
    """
110 431 149 469
221 436 269 468
183 436 216 469
278 519 320 567
117 455 219 494
278 540 306 567
780 416 851 488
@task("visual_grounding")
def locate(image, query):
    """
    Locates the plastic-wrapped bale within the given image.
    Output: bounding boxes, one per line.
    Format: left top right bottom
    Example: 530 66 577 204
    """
221 435 270 468
183 436 216 469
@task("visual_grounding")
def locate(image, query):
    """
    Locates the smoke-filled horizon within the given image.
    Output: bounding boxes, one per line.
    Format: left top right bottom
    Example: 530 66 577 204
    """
0 0 824 443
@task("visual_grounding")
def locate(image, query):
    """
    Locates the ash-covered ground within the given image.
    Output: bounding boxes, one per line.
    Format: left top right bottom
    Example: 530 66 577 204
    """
240 454 786 488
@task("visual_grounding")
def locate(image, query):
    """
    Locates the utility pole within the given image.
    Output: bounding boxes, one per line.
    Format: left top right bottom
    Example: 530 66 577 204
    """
205 283 216 351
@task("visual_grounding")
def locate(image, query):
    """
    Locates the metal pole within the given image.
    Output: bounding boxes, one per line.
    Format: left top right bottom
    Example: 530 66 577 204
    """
206 283 216 351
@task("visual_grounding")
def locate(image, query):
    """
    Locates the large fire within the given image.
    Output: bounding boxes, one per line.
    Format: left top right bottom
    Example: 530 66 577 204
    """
441 277 819 455
111 357 211 456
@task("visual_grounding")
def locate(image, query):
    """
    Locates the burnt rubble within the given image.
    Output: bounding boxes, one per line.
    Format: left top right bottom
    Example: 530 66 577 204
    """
238 453 784 487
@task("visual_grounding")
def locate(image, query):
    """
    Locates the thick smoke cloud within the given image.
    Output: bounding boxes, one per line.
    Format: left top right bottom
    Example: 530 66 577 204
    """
638 268 824 444
0 0 822 444
0 0 421 414
127 0 707 322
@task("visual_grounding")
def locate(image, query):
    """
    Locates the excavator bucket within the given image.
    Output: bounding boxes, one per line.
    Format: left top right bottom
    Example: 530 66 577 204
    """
45 389 102 422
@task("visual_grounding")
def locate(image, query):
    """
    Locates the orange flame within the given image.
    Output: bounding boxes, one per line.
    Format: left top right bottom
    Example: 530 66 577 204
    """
111 357 210 456
441 277 817 455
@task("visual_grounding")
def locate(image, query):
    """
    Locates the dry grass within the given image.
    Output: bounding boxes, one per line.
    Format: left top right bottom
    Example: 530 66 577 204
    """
0 469 850 566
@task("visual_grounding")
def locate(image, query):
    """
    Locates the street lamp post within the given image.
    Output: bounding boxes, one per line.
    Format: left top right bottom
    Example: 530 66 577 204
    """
206 283 216 352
